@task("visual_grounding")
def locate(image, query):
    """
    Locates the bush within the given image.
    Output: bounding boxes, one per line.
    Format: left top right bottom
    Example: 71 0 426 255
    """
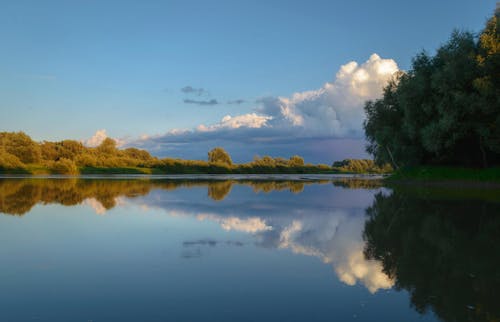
49 158 79 175
0 150 26 170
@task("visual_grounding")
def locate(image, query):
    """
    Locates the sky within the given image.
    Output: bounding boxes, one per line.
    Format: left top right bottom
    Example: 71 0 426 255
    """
0 0 497 163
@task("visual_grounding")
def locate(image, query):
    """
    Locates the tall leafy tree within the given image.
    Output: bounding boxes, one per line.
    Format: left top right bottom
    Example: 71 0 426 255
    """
208 147 232 166
364 12 500 168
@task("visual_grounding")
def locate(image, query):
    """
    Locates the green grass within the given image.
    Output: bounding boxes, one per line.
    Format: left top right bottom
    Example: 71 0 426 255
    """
387 166 500 183
79 166 165 175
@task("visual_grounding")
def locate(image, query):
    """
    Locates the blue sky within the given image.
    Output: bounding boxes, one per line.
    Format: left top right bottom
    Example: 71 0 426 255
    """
0 0 496 162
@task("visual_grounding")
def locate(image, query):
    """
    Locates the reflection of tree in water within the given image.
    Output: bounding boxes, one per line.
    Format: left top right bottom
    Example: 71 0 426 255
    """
332 178 383 189
363 187 500 322
249 181 309 194
207 181 234 201
0 178 343 215
0 179 152 215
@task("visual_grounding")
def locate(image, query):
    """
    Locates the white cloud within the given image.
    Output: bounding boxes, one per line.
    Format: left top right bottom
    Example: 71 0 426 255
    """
257 53 399 137
196 113 272 132
181 53 398 139
82 198 107 215
84 129 108 147
84 129 126 148
128 54 399 161
275 212 394 293
197 214 272 233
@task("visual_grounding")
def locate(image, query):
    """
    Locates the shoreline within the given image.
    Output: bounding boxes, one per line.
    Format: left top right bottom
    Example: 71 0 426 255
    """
0 173 386 181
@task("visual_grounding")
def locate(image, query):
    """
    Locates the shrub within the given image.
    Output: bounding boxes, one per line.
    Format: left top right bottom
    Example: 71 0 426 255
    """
49 158 79 175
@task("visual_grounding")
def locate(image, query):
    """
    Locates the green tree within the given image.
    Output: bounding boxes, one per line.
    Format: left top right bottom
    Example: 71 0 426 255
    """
208 147 232 166
49 158 79 174
289 155 304 167
96 138 118 156
0 131 41 163
364 12 500 168
0 149 25 170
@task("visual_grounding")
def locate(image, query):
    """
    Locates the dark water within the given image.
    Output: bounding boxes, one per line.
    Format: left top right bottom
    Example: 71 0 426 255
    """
0 177 498 322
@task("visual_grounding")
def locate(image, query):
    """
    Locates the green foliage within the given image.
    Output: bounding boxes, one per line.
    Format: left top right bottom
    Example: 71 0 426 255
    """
364 12 500 168
97 137 118 155
387 166 500 182
49 158 79 175
0 132 335 174
0 131 42 163
208 147 233 166
0 149 26 171
289 155 305 167
332 159 392 173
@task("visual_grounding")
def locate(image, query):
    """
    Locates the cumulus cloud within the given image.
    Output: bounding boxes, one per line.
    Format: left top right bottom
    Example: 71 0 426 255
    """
181 86 207 96
84 129 125 147
256 53 399 137
275 215 394 293
184 98 219 106
83 198 107 215
196 113 272 132
84 129 108 147
129 54 399 162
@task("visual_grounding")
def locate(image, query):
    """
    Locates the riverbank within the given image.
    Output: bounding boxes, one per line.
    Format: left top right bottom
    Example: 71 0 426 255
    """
387 166 500 183
0 165 342 175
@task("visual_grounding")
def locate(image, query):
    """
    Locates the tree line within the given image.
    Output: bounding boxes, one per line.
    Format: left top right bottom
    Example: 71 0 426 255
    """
0 131 388 174
364 11 499 169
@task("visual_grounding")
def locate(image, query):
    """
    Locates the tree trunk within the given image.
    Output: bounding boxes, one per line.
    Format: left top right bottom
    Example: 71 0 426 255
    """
385 146 399 170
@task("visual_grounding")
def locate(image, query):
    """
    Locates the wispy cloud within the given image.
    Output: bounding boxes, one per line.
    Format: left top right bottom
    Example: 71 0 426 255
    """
227 99 246 105
183 99 219 106
181 86 207 96
183 239 244 247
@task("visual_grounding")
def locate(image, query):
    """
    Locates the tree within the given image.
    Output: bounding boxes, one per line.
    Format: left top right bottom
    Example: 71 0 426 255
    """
96 138 118 155
49 158 79 174
364 12 500 168
208 147 232 166
288 155 304 167
0 149 25 170
0 131 41 163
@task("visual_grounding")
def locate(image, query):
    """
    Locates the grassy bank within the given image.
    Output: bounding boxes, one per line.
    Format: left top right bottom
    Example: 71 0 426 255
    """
387 166 500 183
0 164 341 175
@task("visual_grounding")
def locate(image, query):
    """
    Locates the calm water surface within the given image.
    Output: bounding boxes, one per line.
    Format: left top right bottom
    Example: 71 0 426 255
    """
0 177 498 322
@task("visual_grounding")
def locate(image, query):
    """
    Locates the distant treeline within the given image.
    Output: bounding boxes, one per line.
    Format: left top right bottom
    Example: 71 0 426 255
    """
0 132 390 175
364 11 500 169
332 159 392 173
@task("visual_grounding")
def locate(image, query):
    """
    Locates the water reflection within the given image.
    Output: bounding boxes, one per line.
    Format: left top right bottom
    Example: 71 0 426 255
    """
363 186 500 322
0 177 391 294
0 178 498 321
0 177 378 215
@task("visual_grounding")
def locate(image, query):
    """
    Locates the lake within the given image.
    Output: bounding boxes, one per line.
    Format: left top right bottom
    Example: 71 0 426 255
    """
0 176 498 322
